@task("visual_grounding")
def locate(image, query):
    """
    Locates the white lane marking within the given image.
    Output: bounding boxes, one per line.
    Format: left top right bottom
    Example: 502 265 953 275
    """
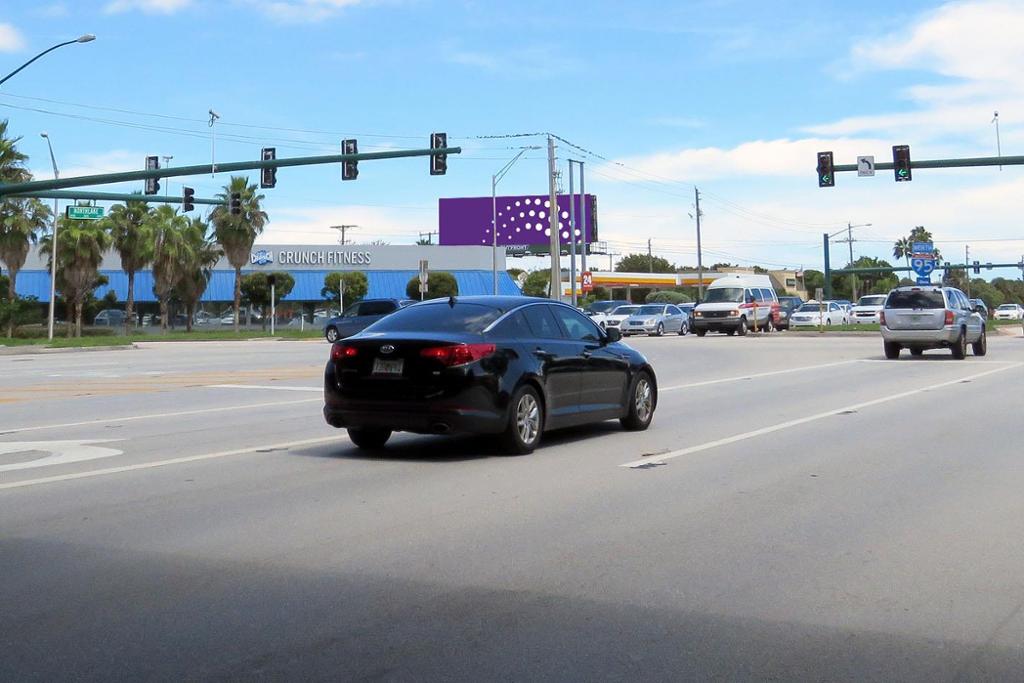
207 384 320 392
0 435 342 491
660 359 858 392
622 362 1022 468
0 440 124 472
0 398 321 435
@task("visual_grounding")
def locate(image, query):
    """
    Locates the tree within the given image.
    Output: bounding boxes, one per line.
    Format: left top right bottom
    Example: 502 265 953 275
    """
522 270 549 297
894 226 941 269
0 120 30 185
322 271 368 311
406 271 458 300
645 290 691 304
615 253 675 273
241 271 295 329
148 205 191 331
803 269 825 298
892 237 912 269
175 216 221 332
39 217 111 337
211 176 268 331
368 239 389 246
0 197 50 337
104 195 153 331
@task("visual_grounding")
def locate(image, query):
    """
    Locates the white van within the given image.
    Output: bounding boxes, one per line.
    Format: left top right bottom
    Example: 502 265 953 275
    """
692 274 779 336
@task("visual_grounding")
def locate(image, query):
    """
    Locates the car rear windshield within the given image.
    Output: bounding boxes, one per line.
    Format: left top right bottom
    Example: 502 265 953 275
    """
797 303 821 312
365 302 502 333
857 296 886 306
611 306 639 315
997 304 1016 310
703 287 744 303
886 290 945 309
637 306 665 315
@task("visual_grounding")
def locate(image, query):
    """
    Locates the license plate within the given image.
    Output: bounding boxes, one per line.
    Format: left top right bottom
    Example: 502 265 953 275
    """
372 358 404 375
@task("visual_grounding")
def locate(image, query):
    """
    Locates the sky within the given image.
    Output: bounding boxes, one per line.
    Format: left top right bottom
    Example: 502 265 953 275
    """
1 0 1023 280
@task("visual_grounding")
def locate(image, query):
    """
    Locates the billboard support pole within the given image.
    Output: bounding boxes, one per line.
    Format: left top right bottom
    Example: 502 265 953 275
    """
547 136 560 302
568 161 577 307
491 175 499 295
579 161 587 276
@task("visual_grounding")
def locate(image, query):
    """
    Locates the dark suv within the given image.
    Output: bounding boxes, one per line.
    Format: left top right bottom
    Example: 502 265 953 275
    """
324 298 415 342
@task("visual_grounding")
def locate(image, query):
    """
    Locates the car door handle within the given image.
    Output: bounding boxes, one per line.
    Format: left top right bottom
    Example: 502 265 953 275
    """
533 348 553 360
582 350 593 358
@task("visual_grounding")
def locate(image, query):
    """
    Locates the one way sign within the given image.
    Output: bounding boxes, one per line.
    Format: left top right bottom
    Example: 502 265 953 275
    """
857 155 875 177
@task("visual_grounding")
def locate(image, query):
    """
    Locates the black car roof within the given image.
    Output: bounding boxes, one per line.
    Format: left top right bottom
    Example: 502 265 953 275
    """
412 295 569 315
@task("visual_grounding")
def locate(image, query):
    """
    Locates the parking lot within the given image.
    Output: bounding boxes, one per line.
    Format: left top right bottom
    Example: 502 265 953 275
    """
2 334 1024 680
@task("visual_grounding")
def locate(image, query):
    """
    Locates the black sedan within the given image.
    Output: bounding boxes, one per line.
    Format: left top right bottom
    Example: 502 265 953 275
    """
323 296 657 454
324 298 416 342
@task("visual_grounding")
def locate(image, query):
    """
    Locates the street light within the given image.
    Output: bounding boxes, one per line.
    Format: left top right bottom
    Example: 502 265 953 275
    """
0 35 96 87
40 132 60 341
491 147 540 294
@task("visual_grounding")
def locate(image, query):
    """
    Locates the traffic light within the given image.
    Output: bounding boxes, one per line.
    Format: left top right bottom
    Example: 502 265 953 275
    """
893 144 912 182
230 192 242 215
260 147 277 189
973 260 981 274
144 155 160 195
342 139 358 181
816 151 834 188
182 186 195 212
430 132 447 176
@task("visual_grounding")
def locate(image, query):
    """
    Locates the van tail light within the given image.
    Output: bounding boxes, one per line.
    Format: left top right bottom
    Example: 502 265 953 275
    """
330 343 358 361
420 343 496 367
944 310 955 325
879 311 886 326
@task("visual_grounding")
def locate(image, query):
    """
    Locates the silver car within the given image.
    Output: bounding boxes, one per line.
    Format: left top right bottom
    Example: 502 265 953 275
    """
880 286 987 359
620 304 689 336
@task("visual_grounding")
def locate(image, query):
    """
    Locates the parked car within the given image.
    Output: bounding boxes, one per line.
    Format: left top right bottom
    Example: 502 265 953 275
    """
586 300 630 327
994 303 1024 321
193 311 216 325
970 299 989 319
849 295 887 324
775 296 803 330
620 304 689 336
880 286 986 359
691 274 779 336
602 305 641 331
323 296 657 453
92 309 126 327
788 301 848 327
324 298 416 342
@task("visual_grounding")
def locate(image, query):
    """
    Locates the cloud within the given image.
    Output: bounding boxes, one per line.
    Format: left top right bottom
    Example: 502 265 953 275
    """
442 43 583 79
104 0 192 14
33 3 70 18
0 23 26 52
244 0 369 23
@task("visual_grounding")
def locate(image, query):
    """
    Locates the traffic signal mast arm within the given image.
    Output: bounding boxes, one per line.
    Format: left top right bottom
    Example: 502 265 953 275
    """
5 189 223 206
0 145 462 197
829 154 1024 174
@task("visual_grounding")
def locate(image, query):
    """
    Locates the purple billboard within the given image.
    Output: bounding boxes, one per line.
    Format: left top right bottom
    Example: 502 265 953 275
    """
439 194 597 246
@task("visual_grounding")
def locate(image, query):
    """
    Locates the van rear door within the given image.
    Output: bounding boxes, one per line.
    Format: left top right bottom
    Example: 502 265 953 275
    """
884 290 946 330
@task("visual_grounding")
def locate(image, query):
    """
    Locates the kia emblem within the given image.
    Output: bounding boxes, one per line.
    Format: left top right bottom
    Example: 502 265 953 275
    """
380 344 395 354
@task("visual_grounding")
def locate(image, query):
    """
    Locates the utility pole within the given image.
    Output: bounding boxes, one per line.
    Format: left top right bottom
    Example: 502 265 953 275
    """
694 187 704 301
547 135 560 302
331 224 358 245
608 251 618 271
579 161 587 276
833 223 857 300
568 161 577 307
418 230 437 244
647 239 653 273
161 155 173 198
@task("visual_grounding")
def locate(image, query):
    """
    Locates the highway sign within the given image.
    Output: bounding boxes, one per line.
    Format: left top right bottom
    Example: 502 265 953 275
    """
65 206 104 220
857 156 875 177
912 241 934 255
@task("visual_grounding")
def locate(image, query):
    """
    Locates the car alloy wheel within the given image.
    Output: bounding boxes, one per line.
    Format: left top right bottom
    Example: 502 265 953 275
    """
655 323 664 336
972 327 987 356
952 330 967 359
516 392 540 446
678 321 688 336
621 371 655 431
501 385 543 454
325 326 339 343
737 318 747 336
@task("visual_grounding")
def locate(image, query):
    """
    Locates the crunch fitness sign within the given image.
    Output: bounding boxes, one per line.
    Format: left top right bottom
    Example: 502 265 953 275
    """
249 249 372 267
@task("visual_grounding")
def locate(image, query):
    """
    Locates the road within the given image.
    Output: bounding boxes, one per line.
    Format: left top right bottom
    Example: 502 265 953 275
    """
2 334 1023 681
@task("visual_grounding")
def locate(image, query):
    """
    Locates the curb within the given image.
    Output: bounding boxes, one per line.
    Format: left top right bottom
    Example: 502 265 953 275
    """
0 343 138 356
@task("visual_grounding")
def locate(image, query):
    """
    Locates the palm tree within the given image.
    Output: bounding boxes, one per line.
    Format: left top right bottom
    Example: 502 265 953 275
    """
175 216 221 332
104 195 153 331
39 217 111 337
211 176 268 331
0 197 50 337
892 237 912 270
0 120 30 185
147 205 191 331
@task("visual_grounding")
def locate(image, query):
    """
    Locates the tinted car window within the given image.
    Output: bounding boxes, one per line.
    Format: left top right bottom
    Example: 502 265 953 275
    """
551 306 601 342
521 305 564 339
489 311 533 338
359 300 397 316
886 290 945 309
366 302 501 333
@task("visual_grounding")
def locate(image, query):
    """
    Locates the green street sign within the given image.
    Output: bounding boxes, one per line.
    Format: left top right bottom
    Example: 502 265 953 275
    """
65 205 104 220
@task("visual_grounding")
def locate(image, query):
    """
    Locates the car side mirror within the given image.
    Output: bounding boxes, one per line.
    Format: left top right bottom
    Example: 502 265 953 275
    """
604 327 622 343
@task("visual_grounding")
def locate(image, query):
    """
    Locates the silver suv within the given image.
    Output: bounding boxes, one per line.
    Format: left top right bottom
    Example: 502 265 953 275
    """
880 286 987 359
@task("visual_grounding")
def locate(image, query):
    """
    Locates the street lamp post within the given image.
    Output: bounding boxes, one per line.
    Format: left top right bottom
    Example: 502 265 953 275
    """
491 147 538 294
40 132 60 341
0 35 95 87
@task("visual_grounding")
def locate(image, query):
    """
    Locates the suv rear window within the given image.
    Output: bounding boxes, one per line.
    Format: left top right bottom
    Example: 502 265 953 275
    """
365 302 501 333
886 290 945 309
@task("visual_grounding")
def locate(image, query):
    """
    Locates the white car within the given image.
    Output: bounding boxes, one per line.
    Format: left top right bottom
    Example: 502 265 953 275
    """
849 295 887 324
994 303 1024 320
602 305 641 331
788 301 848 327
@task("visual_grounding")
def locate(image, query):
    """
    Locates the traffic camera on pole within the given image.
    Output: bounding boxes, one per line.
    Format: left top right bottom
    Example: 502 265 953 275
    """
430 132 447 176
230 191 242 215
816 151 834 187
893 145 912 182
182 186 195 212
260 147 277 189
342 139 358 180
144 155 160 194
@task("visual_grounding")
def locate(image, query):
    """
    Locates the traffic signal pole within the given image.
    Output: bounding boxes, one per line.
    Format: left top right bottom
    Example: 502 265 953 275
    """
7 189 223 206
830 154 1024 175
0 145 462 197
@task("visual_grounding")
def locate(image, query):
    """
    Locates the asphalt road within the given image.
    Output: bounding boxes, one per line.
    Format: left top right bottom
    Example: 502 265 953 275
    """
2 333 1023 681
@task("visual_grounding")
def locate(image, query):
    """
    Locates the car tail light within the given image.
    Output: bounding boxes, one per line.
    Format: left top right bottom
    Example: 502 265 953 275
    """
420 343 496 367
330 343 358 361
879 311 886 326
944 310 955 325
